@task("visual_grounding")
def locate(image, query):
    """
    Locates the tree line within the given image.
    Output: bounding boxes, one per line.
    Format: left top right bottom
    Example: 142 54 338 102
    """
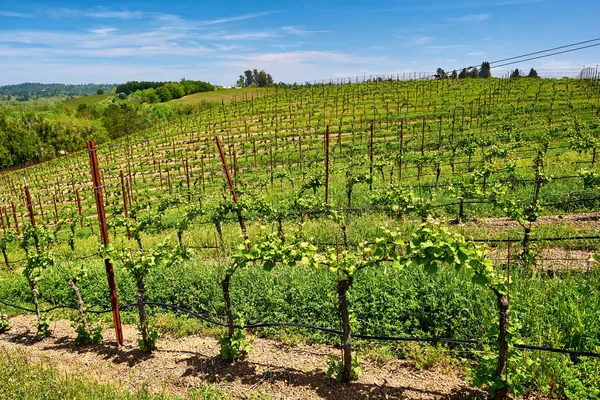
0 83 116 102
436 62 540 79
0 100 202 169
237 69 275 88
116 80 214 103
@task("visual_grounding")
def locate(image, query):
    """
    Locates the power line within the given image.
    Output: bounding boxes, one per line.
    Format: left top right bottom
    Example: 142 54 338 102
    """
489 37 600 64
491 43 600 69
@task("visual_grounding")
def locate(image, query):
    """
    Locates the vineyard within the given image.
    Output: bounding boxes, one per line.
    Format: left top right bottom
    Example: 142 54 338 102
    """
1 76 600 399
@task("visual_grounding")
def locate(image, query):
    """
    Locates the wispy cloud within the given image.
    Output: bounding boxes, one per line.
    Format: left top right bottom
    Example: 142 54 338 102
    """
89 28 119 35
220 32 277 40
201 11 279 26
467 51 487 56
217 51 359 67
447 13 490 22
373 0 545 12
49 8 151 19
281 26 330 35
0 10 31 17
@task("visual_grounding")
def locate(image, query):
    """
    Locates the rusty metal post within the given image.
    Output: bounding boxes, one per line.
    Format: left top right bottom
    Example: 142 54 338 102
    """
24 181 36 229
120 171 131 240
87 141 124 347
23 178 38 249
325 125 330 205
215 136 249 248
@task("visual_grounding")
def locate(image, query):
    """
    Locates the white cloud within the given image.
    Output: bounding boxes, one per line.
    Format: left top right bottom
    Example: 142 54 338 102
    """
0 10 31 17
201 11 279 26
447 13 491 23
89 28 119 35
467 51 487 56
281 26 330 35
220 32 277 40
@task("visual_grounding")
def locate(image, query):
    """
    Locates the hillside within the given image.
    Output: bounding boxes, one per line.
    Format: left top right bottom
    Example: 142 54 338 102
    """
170 86 269 104
0 83 115 101
63 93 112 108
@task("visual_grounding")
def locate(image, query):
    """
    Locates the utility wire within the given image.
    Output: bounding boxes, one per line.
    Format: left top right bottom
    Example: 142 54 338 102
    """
491 43 600 69
489 37 600 64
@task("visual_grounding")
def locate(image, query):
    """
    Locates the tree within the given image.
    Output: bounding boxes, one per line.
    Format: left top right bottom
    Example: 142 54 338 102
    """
155 86 173 102
244 70 253 86
480 62 492 78
451 70 458 79
96 89 104 95
527 68 539 78
458 68 469 79
510 68 521 78
236 75 245 87
255 70 269 87
470 67 479 78
435 68 447 79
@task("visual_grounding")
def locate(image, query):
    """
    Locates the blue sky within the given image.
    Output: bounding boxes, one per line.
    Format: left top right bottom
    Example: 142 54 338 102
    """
0 0 599 85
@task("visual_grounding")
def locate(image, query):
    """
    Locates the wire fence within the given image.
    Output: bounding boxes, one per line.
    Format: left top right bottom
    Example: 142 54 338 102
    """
1 298 598 358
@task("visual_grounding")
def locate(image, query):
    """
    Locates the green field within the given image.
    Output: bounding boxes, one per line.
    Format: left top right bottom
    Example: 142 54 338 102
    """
63 93 112 108
170 87 268 104
1 77 599 399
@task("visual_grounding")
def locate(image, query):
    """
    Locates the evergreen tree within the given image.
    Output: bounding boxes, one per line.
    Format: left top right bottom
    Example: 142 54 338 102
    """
510 68 521 78
480 62 492 78
458 68 469 79
527 68 539 78
470 67 479 78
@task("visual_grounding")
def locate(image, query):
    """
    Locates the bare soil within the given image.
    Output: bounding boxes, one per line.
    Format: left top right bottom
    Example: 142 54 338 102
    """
0 315 484 400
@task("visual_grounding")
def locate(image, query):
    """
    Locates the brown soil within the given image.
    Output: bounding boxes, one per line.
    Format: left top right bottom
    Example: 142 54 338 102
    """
460 212 600 235
0 315 483 400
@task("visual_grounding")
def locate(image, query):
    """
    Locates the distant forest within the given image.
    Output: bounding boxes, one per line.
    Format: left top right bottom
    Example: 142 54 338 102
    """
0 83 116 101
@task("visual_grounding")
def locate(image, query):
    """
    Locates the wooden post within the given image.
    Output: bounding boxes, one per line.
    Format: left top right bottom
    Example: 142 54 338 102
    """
215 136 249 248
11 202 19 235
120 171 131 240
87 141 124 347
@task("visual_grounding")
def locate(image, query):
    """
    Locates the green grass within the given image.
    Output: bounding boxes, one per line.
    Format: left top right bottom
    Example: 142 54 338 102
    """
63 93 112 108
170 87 269 104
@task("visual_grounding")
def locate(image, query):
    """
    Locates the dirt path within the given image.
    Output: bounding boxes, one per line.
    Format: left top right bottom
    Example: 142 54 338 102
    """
0 315 480 399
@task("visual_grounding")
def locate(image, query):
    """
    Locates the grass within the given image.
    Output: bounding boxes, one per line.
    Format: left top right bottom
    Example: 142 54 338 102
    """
63 93 112 108
170 87 269 104
0 345 270 400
